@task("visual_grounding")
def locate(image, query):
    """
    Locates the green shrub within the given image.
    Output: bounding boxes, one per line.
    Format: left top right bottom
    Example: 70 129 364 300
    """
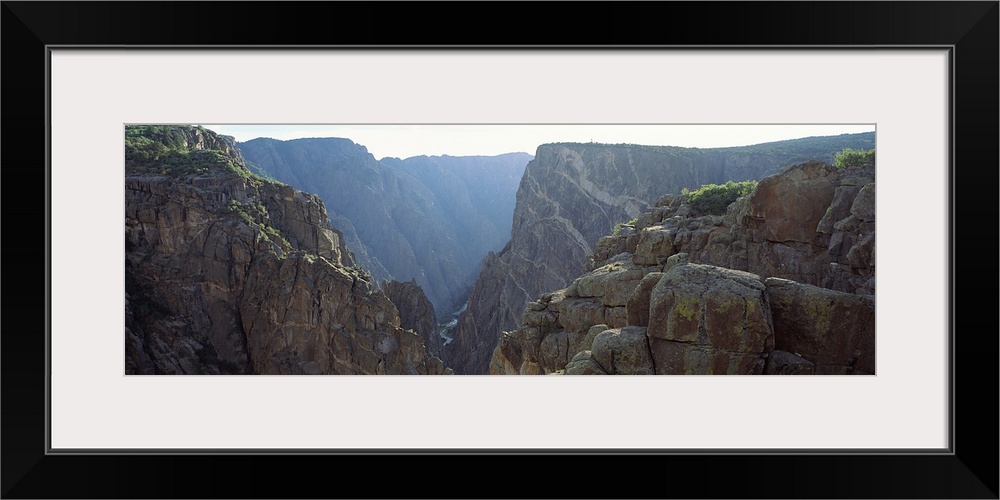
833 147 875 168
611 217 638 237
263 224 290 248
686 180 758 215
226 200 254 224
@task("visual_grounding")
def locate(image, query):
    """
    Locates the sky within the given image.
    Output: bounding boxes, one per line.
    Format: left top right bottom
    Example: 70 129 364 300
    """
199 124 876 161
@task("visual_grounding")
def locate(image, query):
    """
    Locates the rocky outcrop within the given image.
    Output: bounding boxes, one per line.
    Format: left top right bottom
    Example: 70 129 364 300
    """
454 133 876 374
383 279 441 359
239 138 530 320
765 278 875 374
489 159 875 375
595 160 876 294
125 126 449 375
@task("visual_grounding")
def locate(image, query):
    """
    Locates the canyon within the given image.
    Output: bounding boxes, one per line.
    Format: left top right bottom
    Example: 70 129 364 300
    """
238 137 530 321
124 125 875 376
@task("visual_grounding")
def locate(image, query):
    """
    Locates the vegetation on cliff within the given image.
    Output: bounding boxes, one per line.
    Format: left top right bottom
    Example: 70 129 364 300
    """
833 147 876 169
125 125 271 185
683 180 758 216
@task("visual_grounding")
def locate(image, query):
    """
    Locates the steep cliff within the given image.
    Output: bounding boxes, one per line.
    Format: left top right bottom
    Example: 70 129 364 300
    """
383 279 441 359
125 125 449 375
450 133 875 374
380 153 529 274
489 160 875 375
238 138 530 320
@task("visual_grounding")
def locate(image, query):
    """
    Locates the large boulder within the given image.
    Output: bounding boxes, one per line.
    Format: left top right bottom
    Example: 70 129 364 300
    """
743 161 838 245
590 326 655 375
765 277 875 372
647 264 774 374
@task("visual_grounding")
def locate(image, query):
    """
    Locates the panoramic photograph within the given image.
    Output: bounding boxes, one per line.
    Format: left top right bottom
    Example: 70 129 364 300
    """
124 124 876 376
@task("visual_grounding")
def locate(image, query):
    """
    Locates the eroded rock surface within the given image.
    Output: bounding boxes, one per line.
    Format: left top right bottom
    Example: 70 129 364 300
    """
125 126 448 375
456 134 875 374
383 279 441 359
489 159 875 375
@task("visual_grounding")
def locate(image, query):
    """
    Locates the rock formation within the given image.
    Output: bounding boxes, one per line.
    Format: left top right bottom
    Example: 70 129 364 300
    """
238 138 530 320
451 133 876 374
125 125 449 375
383 279 441 359
489 159 875 375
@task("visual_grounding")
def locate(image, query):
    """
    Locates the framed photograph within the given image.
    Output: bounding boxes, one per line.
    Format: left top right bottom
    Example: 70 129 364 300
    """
4 2 996 498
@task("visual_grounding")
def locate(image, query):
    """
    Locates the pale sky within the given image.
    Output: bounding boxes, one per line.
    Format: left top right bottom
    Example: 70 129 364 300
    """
199 124 875 161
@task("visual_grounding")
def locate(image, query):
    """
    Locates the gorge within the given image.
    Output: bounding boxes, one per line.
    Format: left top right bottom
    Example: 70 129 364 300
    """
124 125 875 376
237 137 530 322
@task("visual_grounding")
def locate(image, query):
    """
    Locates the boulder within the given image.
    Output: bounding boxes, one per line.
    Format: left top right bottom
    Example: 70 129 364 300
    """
590 327 655 375
647 264 774 374
564 351 609 375
625 272 664 327
632 226 675 266
763 350 815 375
744 161 838 244
765 277 875 369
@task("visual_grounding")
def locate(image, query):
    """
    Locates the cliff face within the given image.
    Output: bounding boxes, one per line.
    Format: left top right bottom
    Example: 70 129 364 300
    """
125 126 449 375
380 153 528 265
450 133 875 374
489 160 875 375
383 280 441 359
238 139 530 320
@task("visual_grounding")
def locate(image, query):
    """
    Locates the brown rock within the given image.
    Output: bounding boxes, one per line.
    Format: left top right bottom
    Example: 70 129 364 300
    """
743 161 837 244
647 264 773 374
846 233 875 273
605 306 627 328
632 226 675 266
564 351 609 375
383 279 440 358
647 339 765 375
765 277 875 369
763 350 815 375
579 324 609 353
557 298 607 333
850 183 876 222
626 272 664 327
817 185 862 235
590 327 655 375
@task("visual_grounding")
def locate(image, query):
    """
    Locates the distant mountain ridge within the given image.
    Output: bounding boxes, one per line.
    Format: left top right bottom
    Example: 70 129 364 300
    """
239 137 531 320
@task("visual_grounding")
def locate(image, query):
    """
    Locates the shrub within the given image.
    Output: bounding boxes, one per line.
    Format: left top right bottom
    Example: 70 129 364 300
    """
611 217 638 237
226 200 255 224
686 180 758 215
833 147 875 169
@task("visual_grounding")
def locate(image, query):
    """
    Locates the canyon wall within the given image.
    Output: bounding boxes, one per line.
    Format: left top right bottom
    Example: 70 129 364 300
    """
449 133 875 374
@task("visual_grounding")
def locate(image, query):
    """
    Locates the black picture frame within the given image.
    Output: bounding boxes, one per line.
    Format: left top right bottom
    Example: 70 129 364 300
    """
3 2 997 498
